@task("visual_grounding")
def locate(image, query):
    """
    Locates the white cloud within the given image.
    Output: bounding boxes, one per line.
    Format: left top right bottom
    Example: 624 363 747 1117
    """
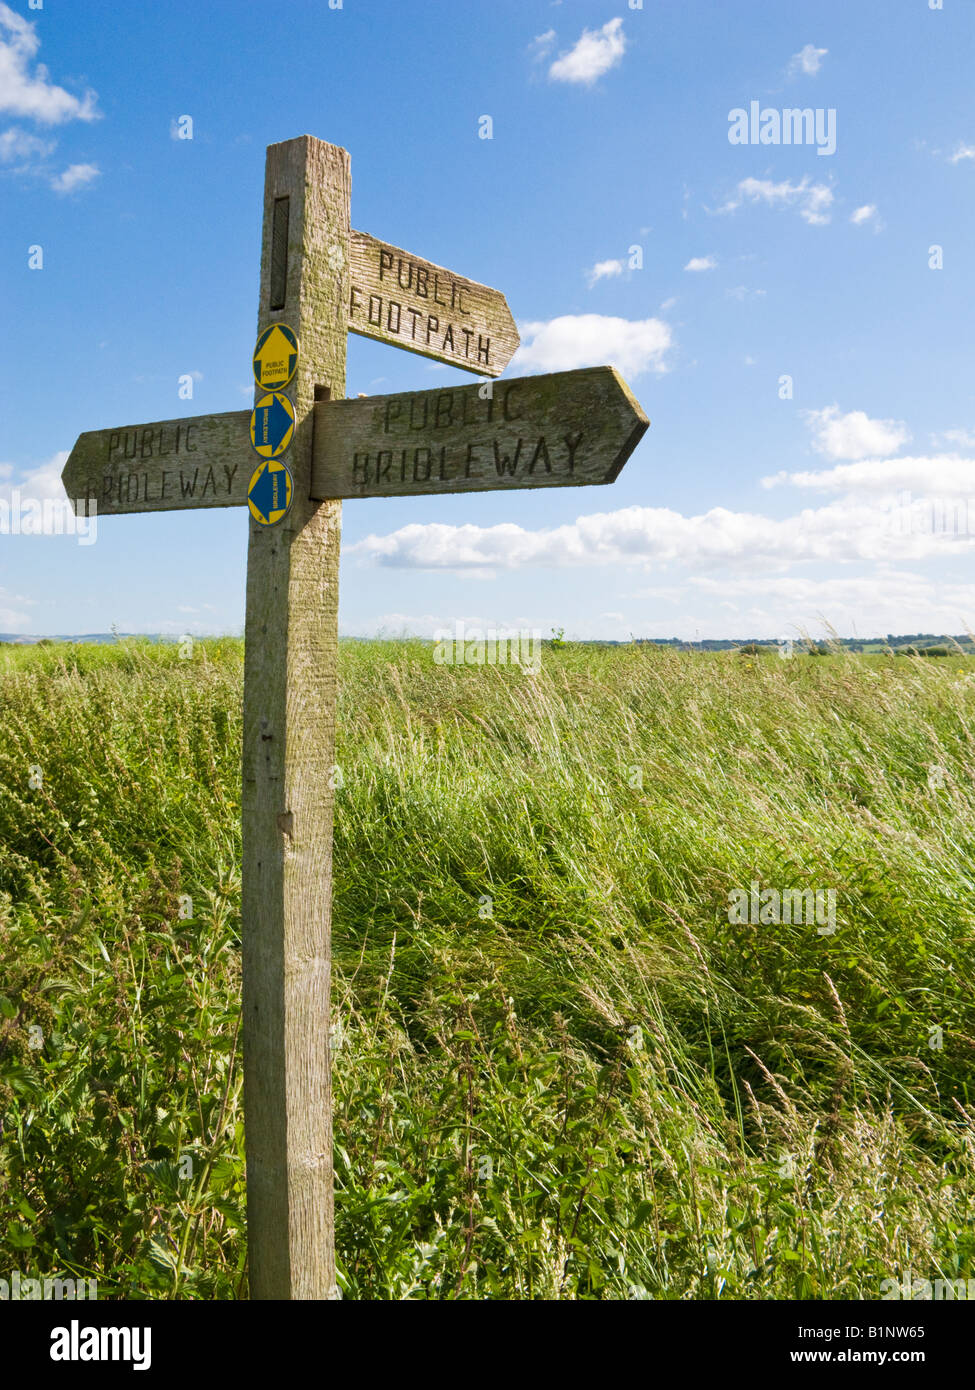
802 405 911 461
0 602 33 632
343 418 975 590
0 125 53 163
549 17 625 86
726 285 766 302
762 453 975 496
0 3 98 123
346 493 975 576
720 176 833 226
850 204 877 225
0 451 86 564
343 576 975 643
684 255 716 272
666 570 975 642
788 43 828 76
0 452 70 504
50 162 100 194
948 143 975 164
530 29 557 61
586 257 624 287
511 314 672 377
342 441 975 637
938 429 975 449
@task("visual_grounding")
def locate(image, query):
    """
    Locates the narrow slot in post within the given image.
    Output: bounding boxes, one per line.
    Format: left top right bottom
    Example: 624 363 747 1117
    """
269 197 290 310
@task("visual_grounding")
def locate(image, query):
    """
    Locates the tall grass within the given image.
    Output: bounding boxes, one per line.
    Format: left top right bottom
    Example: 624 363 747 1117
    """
1 637 973 1298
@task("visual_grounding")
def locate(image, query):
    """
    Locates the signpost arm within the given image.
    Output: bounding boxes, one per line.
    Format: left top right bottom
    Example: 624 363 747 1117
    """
242 135 349 1300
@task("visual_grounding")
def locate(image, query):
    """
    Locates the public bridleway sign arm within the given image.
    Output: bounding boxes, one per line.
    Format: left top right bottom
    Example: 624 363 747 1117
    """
62 411 251 514
310 367 648 500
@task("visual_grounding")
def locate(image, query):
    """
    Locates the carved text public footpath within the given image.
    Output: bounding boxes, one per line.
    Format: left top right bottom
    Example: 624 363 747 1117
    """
347 230 521 375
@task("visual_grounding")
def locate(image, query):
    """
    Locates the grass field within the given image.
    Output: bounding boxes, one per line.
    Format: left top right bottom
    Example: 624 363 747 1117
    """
1 637 974 1300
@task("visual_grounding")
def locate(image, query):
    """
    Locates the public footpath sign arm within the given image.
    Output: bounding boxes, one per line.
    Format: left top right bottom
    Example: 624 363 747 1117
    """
59 134 650 1300
346 229 519 377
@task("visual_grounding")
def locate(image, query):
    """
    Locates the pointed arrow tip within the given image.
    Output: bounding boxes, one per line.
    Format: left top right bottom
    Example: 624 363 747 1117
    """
61 437 85 492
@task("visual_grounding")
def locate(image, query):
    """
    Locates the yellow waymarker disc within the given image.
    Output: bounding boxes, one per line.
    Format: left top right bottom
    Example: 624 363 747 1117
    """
248 459 293 526
253 323 299 391
250 391 296 459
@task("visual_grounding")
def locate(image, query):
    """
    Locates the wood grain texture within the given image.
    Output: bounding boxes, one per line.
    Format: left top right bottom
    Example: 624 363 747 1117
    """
347 228 519 377
61 411 251 514
310 366 649 499
241 136 348 1301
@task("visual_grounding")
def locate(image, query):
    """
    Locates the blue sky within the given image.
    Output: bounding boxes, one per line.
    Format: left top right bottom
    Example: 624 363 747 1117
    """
2 0 974 641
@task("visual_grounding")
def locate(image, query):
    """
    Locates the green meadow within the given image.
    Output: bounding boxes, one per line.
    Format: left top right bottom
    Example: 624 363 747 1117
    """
1 637 974 1299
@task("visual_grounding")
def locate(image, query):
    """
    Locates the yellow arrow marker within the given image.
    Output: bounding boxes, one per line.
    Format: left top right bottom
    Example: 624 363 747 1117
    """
253 323 299 391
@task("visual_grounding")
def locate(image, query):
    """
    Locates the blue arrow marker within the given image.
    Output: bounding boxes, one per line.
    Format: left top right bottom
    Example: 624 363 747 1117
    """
267 393 293 453
250 465 279 520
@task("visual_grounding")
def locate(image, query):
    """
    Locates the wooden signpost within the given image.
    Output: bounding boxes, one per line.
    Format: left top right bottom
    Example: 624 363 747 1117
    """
60 135 649 1300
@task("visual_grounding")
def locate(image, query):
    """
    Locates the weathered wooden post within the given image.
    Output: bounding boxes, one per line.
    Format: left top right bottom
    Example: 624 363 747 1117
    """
60 131 648 1299
241 136 349 1300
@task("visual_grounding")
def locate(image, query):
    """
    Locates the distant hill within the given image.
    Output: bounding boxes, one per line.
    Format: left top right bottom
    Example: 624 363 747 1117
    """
630 634 975 654
0 633 145 645
1 632 973 652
